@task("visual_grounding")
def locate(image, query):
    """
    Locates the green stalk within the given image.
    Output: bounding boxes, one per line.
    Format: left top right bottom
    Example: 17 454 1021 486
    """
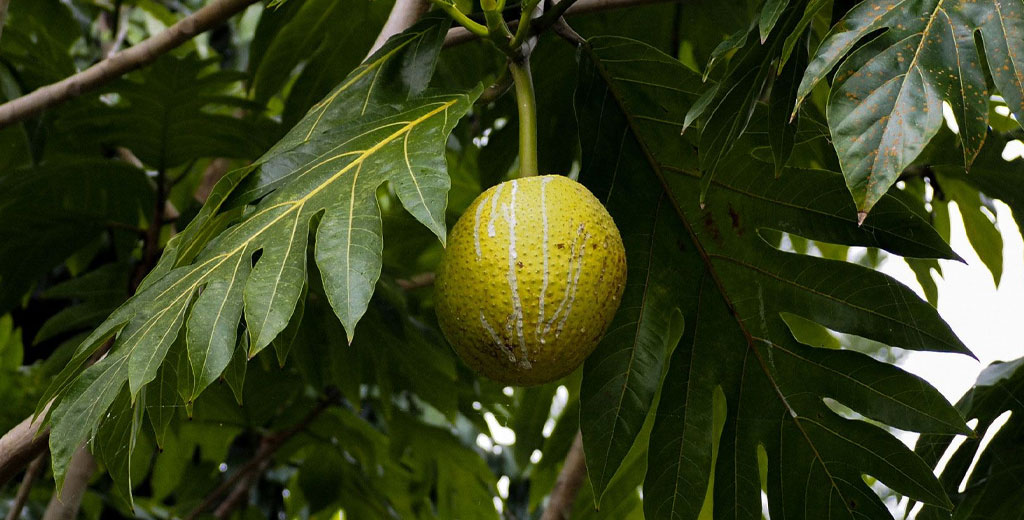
430 0 489 37
509 56 538 178
481 0 513 40
509 0 541 50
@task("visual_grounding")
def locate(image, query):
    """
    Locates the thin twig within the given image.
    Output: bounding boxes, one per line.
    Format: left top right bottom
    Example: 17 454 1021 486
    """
477 64 514 104
396 272 436 290
0 0 675 128
184 399 334 520
540 431 587 520
531 0 580 39
0 0 258 129
550 16 584 47
99 2 131 59
194 158 232 203
212 455 266 519
133 165 167 290
5 450 47 520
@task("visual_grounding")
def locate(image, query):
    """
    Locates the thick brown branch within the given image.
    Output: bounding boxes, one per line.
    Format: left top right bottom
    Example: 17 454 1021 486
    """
4 450 47 520
541 431 587 520
0 0 257 129
0 404 50 489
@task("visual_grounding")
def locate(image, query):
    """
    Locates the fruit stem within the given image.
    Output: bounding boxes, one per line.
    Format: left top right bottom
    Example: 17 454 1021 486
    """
509 55 538 177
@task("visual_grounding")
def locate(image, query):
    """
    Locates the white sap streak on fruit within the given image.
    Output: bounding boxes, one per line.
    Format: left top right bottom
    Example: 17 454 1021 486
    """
434 175 627 385
557 228 589 337
480 310 515 363
502 180 530 369
536 177 552 343
473 193 490 260
543 222 585 337
487 182 504 238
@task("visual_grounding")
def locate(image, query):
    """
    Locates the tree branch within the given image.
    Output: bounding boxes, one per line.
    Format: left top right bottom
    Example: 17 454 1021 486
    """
443 0 678 46
396 272 436 290
212 453 267 519
540 431 587 520
550 16 585 47
0 404 50 489
4 450 47 520
184 399 334 520
367 0 430 59
0 0 257 130
41 446 95 520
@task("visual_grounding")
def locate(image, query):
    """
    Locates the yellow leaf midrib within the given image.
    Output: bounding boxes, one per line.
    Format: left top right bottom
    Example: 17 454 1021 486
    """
125 98 459 378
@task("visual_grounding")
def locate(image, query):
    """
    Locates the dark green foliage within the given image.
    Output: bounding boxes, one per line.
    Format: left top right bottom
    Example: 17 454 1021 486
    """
4 1 1024 519
576 36 971 519
915 357 1024 519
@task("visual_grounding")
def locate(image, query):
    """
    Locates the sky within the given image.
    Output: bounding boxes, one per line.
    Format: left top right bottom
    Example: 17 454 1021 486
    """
883 149 1024 404
878 161 1023 517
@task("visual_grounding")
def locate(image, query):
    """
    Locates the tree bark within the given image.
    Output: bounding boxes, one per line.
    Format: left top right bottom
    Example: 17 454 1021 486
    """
0 405 50 489
0 0 258 129
540 431 588 520
4 450 47 520
366 0 430 59
41 446 95 520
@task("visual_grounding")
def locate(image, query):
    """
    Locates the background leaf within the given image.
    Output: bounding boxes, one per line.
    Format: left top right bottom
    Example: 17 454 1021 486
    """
577 35 970 520
795 0 1024 213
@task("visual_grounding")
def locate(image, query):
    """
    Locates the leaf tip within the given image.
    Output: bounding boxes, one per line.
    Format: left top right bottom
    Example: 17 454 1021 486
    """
856 211 868 227
789 98 803 122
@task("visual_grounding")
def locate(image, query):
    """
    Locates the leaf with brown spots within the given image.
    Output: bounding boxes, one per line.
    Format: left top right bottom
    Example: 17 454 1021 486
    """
577 35 973 519
794 0 1024 214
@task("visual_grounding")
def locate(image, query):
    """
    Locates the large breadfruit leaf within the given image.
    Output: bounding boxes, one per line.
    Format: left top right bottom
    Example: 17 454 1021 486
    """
575 36 974 519
914 357 1024 519
794 0 1024 215
42 16 479 489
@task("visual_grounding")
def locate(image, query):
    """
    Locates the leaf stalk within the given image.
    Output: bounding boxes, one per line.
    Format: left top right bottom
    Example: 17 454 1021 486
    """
509 54 539 177
429 0 489 37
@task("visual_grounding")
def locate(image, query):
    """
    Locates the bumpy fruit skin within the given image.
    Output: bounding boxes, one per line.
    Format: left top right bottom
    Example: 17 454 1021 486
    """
435 175 626 386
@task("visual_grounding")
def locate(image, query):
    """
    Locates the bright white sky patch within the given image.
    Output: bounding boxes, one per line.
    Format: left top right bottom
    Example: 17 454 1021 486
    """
874 201 1022 519
880 200 1024 403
